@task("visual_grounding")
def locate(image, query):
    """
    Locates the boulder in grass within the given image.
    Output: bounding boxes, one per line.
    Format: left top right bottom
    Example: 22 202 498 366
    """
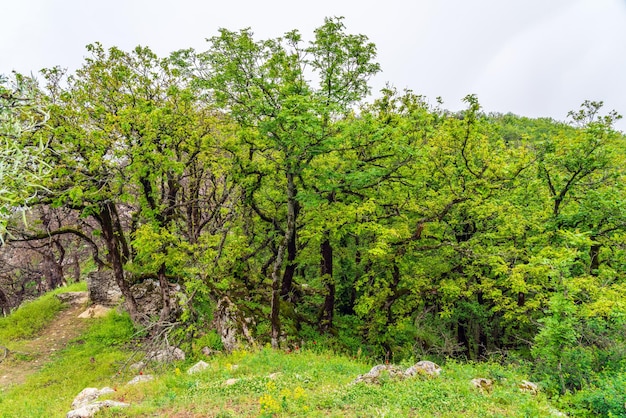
471 378 494 393
147 346 185 362
70 387 115 409
353 364 405 384
519 380 539 394
67 400 129 418
128 374 154 385
404 360 442 377
67 387 126 418
187 360 209 375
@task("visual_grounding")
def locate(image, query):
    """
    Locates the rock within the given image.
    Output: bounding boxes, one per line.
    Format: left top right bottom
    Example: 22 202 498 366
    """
67 387 124 418
78 305 112 319
55 292 88 306
353 364 405 384
130 279 182 322
148 346 185 362
67 400 129 418
86 270 122 306
268 372 282 380
187 360 209 375
128 374 154 385
213 296 255 353
71 387 115 409
129 361 146 371
404 360 442 377
223 378 239 386
519 380 539 394
471 378 494 392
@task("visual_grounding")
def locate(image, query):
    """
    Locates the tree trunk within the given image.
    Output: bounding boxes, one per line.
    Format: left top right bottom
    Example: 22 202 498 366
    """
270 171 297 348
158 262 171 325
319 231 334 332
99 202 141 324
280 213 298 301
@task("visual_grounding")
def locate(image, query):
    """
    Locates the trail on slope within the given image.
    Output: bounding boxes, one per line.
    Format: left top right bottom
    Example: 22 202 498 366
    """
0 292 91 388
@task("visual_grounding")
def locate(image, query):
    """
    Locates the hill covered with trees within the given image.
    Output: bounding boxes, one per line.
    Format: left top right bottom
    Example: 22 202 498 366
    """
2 17 626 414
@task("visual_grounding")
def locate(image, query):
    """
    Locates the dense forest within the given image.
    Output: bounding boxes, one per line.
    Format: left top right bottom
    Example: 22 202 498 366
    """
2 17 626 408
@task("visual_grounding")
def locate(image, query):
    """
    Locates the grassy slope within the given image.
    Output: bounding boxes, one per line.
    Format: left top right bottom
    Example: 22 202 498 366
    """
0 289 564 417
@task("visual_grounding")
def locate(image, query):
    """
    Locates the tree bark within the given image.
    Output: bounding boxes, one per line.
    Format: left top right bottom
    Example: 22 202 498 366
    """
270 171 297 348
158 262 172 325
99 202 141 324
319 231 334 332
280 208 298 301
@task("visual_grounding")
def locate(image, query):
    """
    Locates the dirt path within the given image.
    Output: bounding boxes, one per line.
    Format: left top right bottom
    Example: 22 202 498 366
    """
0 292 91 388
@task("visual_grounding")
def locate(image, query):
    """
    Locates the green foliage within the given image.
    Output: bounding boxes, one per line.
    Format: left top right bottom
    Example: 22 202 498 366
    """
3 20 626 417
564 371 626 417
0 73 49 238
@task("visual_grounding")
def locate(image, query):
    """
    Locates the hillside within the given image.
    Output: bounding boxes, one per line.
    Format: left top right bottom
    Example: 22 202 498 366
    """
0 288 571 418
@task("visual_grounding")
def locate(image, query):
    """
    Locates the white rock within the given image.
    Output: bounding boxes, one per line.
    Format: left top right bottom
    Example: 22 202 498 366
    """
187 360 209 375
66 400 129 418
404 360 442 377
128 374 154 385
148 347 185 362
223 378 239 386
70 387 115 409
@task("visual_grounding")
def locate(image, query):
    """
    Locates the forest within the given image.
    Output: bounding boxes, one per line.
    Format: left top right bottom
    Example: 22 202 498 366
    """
2 17 626 409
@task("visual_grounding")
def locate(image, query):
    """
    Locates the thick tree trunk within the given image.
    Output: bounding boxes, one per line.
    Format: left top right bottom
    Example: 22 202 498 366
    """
99 202 141 324
319 232 334 332
41 248 64 291
270 171 297 348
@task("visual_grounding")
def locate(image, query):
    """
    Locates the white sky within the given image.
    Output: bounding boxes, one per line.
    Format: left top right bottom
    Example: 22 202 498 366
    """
2 0 625 130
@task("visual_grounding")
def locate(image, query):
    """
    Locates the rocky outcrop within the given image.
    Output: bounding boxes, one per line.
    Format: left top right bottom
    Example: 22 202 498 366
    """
352 360 442 385
353 364 406 384
66 387 128 418
213 296 254 353
129 279 182 322
404 360 442 377
86 270 122 306
55 292 88 306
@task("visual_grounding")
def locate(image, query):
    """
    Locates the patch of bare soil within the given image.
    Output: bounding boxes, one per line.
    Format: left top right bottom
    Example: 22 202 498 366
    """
0 292 91 388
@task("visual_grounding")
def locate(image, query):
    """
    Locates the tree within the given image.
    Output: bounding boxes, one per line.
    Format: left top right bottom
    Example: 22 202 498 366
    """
35 44 235 327
200 17 380 346
0 73 49 241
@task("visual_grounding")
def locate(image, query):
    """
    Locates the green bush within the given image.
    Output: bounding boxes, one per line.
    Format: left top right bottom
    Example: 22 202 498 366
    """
565 372 626 417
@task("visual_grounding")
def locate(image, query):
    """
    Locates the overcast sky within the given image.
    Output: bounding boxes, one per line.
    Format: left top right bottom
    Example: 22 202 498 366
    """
2 0 625 130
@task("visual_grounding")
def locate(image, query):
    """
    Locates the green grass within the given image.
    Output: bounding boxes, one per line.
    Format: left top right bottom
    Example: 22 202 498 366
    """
0 282 86 344
0 309 135 418
77 347 562 417
0 286 566 417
